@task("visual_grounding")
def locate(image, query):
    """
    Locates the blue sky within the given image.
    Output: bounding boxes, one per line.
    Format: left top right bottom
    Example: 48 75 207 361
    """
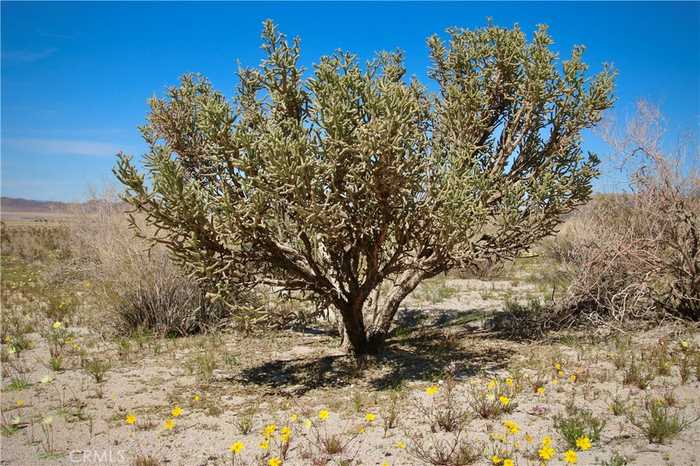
2 2 699 201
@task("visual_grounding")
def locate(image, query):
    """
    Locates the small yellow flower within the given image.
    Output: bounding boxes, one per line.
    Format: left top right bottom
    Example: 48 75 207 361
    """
499 395 510 407
558 370 565 377
290 414 298 422
318 409 330 421
280 426 292 442
487 379 497 390
52 321 62 329
552 378 558 385
503 419 520 434
539 446 555 461
15 399 25 407
229 441 244 454
164 418 175 430
525 433 533 444
259 439 270 450
575 436 591 451
491 455 502 464
554 363 561 370
358 425 366 433
381 463 390 466
542 436 553 447
569 374 577 383
505 378 514 388
125 414 137 425
365 412 376 422
536 386 545 395
395 440 406 449
303 418 312 429
171 406 184 417
268 457 282 466
425 385 439 396
263 423 277 437
503 459 514 466
563 449 577 464
193 394 201 402
680 340 689 349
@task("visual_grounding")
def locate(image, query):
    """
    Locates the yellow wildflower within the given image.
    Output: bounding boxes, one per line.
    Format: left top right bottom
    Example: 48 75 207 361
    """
395 440 406 449
318 409 330 421
491 455 502 464
259 439 270 450
487 379 497 390
52 321 62 329
193 394 201 402
503 419 520 434
505 378 514 388
268 457 282 466
569 374 577 383
164 418 175 430
303 418 312 429
536 386 545 395
290 414 298 422
280 426 292 442
499 395 510 407
171 406 184 417
358 425 365 433
539 446 555 461
563 449 577 464
229 441 244 454
525 433 533 444
425 385 439 396
680 340 689 349
503 460 514 466
365 412 376 422
554 362 561 370
575 436 591 451
542 436 553 447
125 414 137 425
16 399 25 407
263 423 277 437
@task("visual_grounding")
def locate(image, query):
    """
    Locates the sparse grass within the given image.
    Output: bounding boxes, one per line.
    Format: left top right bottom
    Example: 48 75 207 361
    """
412 277 458 304
6 377 31 391
408 431 482 466
628 398 698 444
83 358 110 383
554 405 606 449
132 454 162 466
599 451 629 466
188 349 217 382
236 405 256 434
466 376 517 419
417 375 470 432
609 393 628 416
622 354 655 389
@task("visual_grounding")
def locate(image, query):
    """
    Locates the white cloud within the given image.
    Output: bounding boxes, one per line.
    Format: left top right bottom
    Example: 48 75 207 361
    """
3 48 58 63
3 138 126 157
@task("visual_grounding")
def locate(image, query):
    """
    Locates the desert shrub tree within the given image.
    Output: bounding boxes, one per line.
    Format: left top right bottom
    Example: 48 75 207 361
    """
115 21 614 356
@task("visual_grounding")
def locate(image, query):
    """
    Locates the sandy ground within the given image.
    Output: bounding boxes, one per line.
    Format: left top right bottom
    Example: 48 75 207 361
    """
2 278 700 466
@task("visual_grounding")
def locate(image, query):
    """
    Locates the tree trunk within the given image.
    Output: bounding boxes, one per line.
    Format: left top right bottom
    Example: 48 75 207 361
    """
336 265 444 357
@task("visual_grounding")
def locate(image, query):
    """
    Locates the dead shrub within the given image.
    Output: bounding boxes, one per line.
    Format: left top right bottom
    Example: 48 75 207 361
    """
545 101 699 326
57 191 251 336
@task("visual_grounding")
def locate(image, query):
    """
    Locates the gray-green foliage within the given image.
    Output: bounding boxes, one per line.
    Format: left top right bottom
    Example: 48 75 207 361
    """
115 20 614 355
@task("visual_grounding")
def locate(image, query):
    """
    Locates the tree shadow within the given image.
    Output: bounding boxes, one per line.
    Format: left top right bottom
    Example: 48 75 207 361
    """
236 310 513 396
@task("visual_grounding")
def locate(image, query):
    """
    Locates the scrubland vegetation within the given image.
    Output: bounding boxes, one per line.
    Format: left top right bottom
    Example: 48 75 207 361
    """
2 21 698 466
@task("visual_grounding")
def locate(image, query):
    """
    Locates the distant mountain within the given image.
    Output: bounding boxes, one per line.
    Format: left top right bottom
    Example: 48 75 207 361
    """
1 197 74 213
